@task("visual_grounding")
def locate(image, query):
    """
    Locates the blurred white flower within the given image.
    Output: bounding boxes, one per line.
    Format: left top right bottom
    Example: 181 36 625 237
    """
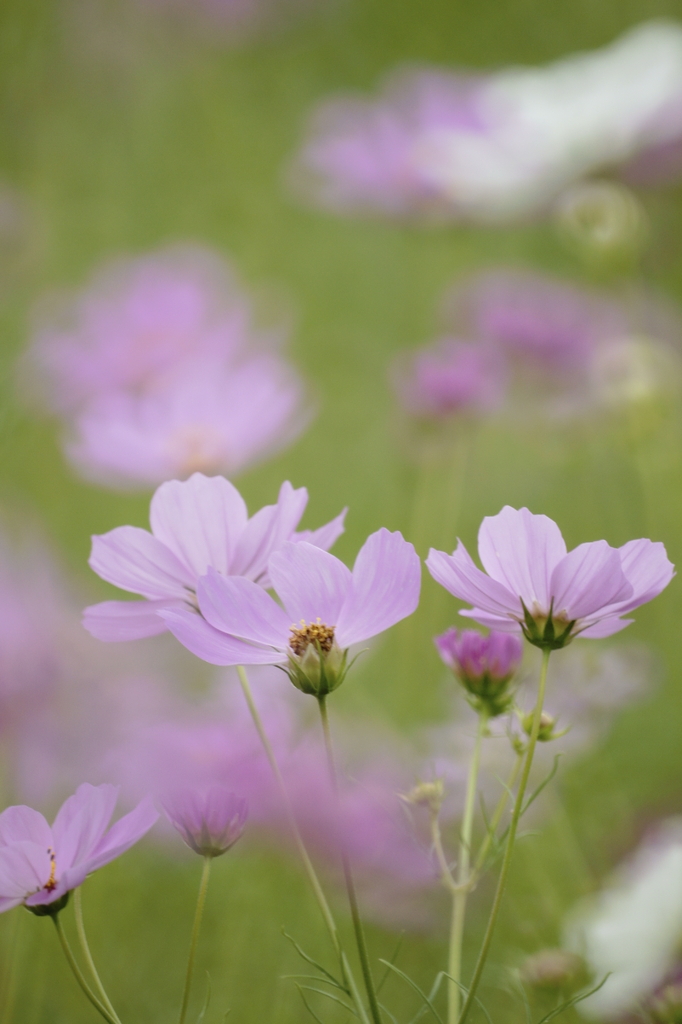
565 819 682 1019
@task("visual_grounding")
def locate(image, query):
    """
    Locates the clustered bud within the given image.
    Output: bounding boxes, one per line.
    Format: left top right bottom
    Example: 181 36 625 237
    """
520 710 563 743
519 949 587 992
435 628 522 716
402 779 445 815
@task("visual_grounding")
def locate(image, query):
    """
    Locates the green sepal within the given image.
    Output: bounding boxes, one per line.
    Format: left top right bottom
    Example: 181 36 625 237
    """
520 599 576 651
283 641 349 697
26 891 70 917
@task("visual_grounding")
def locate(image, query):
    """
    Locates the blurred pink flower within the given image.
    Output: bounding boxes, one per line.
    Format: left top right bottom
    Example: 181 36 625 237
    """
84 473 346 642
162 786 247 858
24 246 263 414
0 784 158 913
427 505 674 646
391 338 505 418
290 23 682 223
65 351 311 489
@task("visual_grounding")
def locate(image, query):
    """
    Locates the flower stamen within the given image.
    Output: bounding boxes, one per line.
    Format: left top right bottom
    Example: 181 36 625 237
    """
45 849 57 892
289 618 335 657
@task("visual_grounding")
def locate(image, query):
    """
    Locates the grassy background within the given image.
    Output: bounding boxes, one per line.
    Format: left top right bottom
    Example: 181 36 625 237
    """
2 0 682 1019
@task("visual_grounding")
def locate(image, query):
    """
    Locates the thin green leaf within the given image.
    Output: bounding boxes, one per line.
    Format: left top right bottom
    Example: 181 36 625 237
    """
379 1001 399 1024
378 960 444 1024
441 972 493 1024
535 974 610 1024
520 756 561 818
282 930 347 993
196 973 211 1024
376 933 405 994
295 984 327 1024
297 984 358 1018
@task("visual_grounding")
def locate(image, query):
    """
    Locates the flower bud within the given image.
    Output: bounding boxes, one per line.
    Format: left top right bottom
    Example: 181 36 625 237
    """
435 628 522 716
519 949 586 992
521 710 559 742
402 779 445 815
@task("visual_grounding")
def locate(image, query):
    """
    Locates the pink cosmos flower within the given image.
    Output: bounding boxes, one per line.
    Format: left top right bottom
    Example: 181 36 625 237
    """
290 23 682 224
84 473 346 642
159 529 421 694
426 506 673 648
390 338 505 418
24 245 263 414
162 786 247 858
435 628 522 713
0 784 158 913
65 352 310 489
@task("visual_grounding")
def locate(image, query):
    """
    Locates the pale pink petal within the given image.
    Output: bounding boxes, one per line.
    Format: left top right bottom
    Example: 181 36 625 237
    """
82 599 181 640
89 527 194 599
426 543 519 617
230 481 308 581
478 506 567 610
459 608 523 632
268 542 352 624
0 807 52 849
159 607 280 665
149 473 248 578
0 842 51 898
577 616 634 638
83 797 159 873
294 508 348 550
52 784 119 871
611 539 675 614
198 570 290 647
0 897 22 913
336 529 421 646
549 542 632 620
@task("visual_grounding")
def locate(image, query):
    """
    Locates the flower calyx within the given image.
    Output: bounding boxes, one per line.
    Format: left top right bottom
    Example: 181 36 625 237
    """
519 709 568 743
26 891 70 917
402 779 445 816
284 619 348 697
520 599 576 651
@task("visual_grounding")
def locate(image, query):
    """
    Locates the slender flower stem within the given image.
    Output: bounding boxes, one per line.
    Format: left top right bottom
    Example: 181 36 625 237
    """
472 751 524 879
317 696 383 1024
430 814 458 894
457 649 552 1024
52 914 119 1024
74 887 122 1024
178 855 212 1024
448 711 487 1024
236 667 370 1024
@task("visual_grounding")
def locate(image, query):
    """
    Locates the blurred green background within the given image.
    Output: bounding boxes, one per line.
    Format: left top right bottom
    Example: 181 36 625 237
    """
2 0 682 1020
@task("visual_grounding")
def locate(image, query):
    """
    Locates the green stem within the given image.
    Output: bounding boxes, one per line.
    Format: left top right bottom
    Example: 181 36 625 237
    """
317 696 383 1024
178 855 212 1024
472 751 524 878
52 914 119 1024
448 711 487 1024
236 666 370 1024
458 649 552 1024
74 887 122 1024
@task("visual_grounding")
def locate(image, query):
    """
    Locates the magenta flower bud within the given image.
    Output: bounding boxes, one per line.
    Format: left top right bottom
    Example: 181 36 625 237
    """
435 628 522 716
162 786 247 858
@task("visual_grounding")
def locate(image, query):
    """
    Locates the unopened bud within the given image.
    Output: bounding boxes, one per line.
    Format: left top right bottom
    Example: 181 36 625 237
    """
402 779 445 815
521 710 559 742
519 949 586 992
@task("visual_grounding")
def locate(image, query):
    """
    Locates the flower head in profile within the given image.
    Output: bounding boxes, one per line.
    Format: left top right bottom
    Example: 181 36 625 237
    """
162 786 247 858
83 473 346 642
160 528 421 696
435 628 522 715
0 784 158 915
391 338 505 419
66 352 310 489
427 506 673 649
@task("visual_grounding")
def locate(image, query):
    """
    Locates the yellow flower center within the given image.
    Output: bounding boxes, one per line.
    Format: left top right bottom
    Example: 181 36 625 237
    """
44 849 57 892
289 618 335 657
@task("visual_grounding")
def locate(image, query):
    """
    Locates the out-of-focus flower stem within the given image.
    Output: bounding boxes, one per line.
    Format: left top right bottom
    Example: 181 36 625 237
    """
74 887 122 1024
236 666 370 1024
317 695 383 1024
458 648 551 1024
178 855 211 1024
448 709 488 1024
53 914 120 1024
472 751 524 878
